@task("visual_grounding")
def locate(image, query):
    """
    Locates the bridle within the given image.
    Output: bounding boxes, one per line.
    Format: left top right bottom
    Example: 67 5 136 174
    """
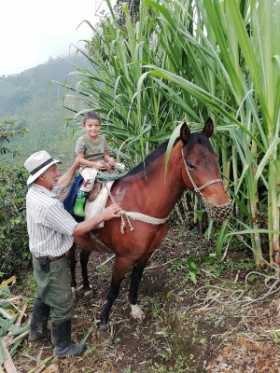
181 148 232 221
181 149 223 197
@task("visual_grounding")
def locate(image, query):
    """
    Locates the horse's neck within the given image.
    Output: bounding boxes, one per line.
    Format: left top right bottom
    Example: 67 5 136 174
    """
118 142 185 218
147 142 184 216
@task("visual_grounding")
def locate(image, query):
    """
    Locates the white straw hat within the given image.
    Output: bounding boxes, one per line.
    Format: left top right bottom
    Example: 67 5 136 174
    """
24 150 61 186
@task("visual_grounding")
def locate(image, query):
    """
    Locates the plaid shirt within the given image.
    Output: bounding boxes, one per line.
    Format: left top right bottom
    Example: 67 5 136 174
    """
26 184 78 257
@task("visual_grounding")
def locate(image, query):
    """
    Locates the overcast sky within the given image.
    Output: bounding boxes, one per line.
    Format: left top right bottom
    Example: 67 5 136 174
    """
0 0 110 76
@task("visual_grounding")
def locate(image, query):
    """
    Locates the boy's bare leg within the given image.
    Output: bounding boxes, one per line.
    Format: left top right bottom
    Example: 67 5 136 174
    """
88 182 102 201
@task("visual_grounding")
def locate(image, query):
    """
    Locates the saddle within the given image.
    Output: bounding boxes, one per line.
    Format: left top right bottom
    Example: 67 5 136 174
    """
85 181 114 228
63 170 125 224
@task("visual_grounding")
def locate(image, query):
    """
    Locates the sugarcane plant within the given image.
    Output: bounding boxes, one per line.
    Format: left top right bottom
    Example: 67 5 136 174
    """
64 0 280 266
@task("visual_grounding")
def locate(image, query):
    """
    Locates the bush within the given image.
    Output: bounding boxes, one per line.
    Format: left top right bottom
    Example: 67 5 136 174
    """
0 165 30 278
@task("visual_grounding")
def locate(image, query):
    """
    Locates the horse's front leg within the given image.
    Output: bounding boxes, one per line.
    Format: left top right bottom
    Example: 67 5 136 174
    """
80 250 91 290
128 256 150 321
100 256 131 328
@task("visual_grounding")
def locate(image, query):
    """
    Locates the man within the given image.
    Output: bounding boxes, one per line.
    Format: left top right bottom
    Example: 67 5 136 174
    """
24 150 121 357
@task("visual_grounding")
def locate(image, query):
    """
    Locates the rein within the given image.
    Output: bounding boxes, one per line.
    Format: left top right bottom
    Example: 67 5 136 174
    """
181 148 232 221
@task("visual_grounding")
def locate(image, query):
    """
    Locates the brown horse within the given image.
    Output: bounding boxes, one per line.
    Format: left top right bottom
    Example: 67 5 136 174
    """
71 119 232 327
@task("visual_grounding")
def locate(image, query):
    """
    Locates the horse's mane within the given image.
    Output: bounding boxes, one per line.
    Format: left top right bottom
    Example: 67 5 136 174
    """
120 140 169 179
118 131 216 182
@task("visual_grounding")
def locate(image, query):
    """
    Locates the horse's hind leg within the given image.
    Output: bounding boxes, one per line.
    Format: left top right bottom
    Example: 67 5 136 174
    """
128 257 150 321
80 250 91 290
69 245 77 288
100 256 130 327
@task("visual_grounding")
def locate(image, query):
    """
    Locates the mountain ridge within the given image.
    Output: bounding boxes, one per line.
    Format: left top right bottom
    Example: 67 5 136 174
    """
0 54 87 161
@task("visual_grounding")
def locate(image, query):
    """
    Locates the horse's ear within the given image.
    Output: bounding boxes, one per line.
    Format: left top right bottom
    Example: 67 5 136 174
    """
180 122 191 143
202 118 214 137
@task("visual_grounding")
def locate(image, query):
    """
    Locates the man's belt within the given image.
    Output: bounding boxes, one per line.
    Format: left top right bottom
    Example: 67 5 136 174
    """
35 250 70 262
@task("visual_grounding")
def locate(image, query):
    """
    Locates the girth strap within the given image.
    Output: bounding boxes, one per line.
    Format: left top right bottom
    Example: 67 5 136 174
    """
120 211 168 234
104 183 169 234
125 211 168 225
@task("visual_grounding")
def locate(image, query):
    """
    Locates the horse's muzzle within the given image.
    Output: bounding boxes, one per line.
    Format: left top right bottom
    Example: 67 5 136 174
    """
203 199 233 223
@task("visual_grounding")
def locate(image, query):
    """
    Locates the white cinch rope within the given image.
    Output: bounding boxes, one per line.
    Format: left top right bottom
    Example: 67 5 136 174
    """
125 211 168 225
105 181 169 234
120 211 169 234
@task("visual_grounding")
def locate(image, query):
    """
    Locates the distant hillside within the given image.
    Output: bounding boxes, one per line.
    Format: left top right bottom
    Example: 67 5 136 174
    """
0 54 88 163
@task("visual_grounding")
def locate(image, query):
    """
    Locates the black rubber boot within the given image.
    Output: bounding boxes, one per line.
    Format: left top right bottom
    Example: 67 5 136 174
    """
29 298 50 342
52 319 86 357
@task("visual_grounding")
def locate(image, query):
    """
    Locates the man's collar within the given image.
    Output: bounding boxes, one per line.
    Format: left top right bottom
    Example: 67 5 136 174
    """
32 183 57 198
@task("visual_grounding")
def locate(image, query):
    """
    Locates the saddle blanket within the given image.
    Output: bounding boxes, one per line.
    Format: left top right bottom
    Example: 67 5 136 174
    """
85 181 114 227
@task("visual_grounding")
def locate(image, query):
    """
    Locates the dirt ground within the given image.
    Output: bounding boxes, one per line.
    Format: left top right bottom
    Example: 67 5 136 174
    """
14 227 280 372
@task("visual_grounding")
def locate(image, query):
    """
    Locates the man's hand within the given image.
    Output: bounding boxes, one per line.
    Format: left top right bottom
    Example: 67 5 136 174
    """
56 155 82 190
107 157 117 168
73 203 122 238
102 203 122 221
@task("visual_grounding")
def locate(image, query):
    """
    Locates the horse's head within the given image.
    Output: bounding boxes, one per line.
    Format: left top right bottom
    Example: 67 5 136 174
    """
180 119 232 222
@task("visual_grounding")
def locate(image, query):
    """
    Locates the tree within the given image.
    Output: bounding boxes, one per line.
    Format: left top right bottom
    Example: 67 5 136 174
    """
0 118 25 155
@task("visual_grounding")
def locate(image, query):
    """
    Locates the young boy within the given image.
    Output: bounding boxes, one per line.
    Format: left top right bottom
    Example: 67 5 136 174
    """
73 111 119 217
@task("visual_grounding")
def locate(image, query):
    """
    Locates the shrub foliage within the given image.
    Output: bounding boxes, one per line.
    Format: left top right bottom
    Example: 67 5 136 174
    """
0 165 30 278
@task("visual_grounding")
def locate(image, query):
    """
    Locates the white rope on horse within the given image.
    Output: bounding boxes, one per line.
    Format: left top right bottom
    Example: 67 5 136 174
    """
105 183 169 234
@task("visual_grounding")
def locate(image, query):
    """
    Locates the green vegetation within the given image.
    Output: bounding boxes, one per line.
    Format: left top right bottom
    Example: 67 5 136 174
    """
64 0 280 266
0 118 29 279
0 55 87 163
1 0 279 274
0 56 88 277
0 163 29 279
0 277 29 366
0 1 279 370
0 118 25 156
169 254 255 285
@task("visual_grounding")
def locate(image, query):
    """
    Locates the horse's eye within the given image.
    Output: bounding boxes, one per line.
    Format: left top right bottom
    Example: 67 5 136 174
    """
187 161 195 169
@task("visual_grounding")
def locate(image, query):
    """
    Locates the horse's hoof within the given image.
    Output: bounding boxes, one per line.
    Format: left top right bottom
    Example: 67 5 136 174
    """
130 304 145 321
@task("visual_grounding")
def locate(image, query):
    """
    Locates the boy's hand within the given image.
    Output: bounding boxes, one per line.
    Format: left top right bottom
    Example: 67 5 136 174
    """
107 157 117 167
95 160 109 170
102 203 122 221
